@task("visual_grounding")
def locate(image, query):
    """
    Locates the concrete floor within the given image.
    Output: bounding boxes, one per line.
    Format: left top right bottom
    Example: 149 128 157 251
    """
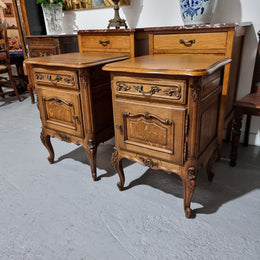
0 93 260 260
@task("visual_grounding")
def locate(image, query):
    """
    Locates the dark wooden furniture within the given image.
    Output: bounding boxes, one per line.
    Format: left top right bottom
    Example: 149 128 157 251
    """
0 24 21 101
230 31 260 166
24 53 128 181
77 29 149 58
103 54 231 218
145 23 249 154
26 34 79 103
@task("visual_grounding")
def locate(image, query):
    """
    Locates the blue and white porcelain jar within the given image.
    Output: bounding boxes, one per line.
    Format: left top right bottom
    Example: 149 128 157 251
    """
179 0 218 25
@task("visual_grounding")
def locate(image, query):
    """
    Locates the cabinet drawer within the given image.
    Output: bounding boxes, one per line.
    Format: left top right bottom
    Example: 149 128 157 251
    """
79 35 131 54
37 88 83 137
113 76 187 104
30 46 58 57
114 99 186 165
33 67 79 90
153 32 227 54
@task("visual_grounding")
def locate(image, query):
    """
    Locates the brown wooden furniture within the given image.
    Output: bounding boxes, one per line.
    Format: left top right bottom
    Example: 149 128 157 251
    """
26 35 79 103
103 54 231 218
24 52 128 181
230 31 260 166
0 24 21 101
77 29 149 58
145 23 249 154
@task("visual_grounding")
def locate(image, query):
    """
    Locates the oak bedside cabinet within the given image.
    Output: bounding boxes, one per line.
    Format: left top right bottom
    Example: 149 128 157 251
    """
103 54 231 218
146 23 249 154
25 53 128 181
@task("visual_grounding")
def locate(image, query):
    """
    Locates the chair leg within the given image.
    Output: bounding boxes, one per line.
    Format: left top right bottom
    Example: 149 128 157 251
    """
8 68 21 101
230 110 243 167
243 115 251 146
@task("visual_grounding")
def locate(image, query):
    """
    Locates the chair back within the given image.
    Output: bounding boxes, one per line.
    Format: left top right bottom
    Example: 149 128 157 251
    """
251 31 260 93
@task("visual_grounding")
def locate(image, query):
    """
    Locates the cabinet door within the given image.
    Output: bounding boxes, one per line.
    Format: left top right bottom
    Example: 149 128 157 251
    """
37 88 83 138
114 100 186 165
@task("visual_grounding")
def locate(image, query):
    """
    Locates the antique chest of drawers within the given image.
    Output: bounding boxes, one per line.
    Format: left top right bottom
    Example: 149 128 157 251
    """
103 54 231 218
77 29 149 58
25 53 128 181
145 24 249 153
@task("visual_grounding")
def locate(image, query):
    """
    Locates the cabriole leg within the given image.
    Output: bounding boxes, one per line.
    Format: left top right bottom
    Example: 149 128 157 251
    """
40 130 54 164
111 147 125 191
85 139 97 181
182 167 197 218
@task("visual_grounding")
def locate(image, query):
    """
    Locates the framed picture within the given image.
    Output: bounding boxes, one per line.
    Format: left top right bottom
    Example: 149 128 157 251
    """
3 3 14 17
64 0 130 11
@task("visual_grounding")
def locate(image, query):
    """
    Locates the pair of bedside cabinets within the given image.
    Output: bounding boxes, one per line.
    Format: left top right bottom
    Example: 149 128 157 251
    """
25 24 246 217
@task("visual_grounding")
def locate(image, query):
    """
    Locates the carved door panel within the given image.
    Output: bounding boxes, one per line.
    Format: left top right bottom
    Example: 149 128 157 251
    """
114 100 186 165
37 88 83 137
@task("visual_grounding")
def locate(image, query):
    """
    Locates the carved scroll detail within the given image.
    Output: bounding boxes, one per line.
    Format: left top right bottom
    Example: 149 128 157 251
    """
35 72 44 80
116 82 131 91
124 112 173 126
164 86 182 99
64 75 75 85
140 157 158 168
58 133 71 142
79 72 88 88
43 97 73 107
190 79 201 102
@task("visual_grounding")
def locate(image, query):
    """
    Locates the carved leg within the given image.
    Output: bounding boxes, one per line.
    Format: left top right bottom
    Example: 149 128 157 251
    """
229 110 243 167
85 139 97 181
111 147 125 191
207 148 217 182
40 130 54 164
182 167 197 218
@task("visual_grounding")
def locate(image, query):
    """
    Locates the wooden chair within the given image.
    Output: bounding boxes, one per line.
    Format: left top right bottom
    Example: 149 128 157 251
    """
230 30 260 166
0 23 21 101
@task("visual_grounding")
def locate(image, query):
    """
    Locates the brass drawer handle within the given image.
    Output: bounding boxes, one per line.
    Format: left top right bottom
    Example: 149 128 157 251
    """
179 39 196 45
46 74 62 82
99 40 110 46
134 85 161 95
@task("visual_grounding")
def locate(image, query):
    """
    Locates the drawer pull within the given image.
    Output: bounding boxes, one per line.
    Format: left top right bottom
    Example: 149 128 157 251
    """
99 40 110 46
46 74 62 82
134 85 161 95
179 39 196 45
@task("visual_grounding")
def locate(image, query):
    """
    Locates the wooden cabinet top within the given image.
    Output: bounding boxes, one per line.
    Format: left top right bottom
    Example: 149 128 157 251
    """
103 54 231 76
77 29 145 34
144 22 250 34
24 52 129 68
26 34 77 39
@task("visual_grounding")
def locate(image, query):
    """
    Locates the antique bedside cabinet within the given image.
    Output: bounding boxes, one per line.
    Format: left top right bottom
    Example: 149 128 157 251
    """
103 54 231 218
145 23 249 154
25 52 128 181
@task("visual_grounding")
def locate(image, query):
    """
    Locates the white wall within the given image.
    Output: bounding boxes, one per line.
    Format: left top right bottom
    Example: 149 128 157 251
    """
62 0 260 146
